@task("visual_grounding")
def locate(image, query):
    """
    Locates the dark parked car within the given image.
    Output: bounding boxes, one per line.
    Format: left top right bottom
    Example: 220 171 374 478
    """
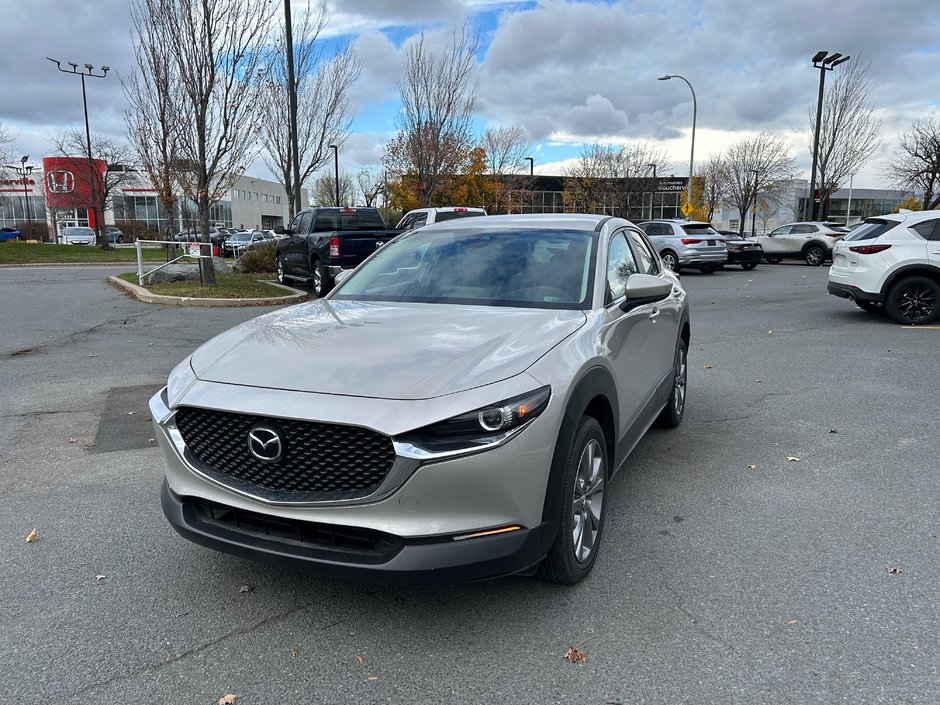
0 227 20 242
719 232 762 270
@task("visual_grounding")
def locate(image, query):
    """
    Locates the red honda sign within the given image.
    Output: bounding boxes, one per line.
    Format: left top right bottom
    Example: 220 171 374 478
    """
42 156 107 209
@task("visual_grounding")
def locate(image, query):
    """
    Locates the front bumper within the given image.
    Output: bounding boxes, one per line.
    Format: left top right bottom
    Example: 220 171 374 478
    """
162 481 545 584
827 281 883 303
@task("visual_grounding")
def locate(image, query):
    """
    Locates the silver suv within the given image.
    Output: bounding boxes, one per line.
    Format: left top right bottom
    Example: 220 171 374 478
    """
757 222 844 266
637 220 727 272
151 214 691 585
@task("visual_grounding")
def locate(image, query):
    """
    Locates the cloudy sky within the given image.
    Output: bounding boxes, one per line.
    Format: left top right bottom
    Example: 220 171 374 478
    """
2 0 939 189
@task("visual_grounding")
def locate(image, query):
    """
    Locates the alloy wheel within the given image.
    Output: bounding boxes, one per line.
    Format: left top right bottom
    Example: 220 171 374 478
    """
897 283 937 323
571 439 605 564
805 247 824 266
661 252 677 270
673 346 687 417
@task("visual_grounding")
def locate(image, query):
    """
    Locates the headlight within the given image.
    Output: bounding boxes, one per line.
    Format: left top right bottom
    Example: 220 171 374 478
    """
394 386 551 460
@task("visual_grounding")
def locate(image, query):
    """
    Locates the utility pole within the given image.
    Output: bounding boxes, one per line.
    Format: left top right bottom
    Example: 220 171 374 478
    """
283 0 303 218
808 51 851 222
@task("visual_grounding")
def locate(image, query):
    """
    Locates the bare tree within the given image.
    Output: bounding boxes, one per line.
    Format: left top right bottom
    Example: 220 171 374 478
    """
0 119 13 167
886 114 940 209
356 167 384 207
49 130 139 246
721 133 797 235
480 125 531 214
563 142 670 218
311 171 355 207
261 2 360 220
383 25 479 207
809 59 881 218
159 0 275 284
695 154 727 223
124 0 180 241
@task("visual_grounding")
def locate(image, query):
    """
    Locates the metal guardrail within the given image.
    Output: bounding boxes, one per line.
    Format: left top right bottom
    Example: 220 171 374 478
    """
135 239 209 286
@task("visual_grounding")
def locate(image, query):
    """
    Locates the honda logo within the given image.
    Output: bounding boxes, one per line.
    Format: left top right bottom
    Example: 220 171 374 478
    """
47 170 75 194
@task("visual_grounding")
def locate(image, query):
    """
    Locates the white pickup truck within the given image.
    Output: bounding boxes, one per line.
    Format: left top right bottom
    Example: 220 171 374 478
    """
396 207 487 232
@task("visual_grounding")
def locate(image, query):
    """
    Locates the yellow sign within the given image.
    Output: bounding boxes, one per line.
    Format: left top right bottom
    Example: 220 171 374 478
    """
680 201 693 218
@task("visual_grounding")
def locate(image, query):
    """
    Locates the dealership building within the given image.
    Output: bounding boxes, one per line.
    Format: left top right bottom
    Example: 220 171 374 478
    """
0 157 303 238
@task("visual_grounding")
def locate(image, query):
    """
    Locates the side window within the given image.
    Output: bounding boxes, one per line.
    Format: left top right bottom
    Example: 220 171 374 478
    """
413 213 428 228
626 229 659 274
793 224 816 234
770 226 791 236
911 220 939 240
399 215 414 231
288 212 307 234
605 234 638 305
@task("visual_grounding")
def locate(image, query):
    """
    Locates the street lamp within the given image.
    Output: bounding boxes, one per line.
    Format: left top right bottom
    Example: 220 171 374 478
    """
329 144 339 207
10 156 35 231
808 51 850 221
658 74 697 218
750 168 758 238
524 156 534 176
47 57 109 245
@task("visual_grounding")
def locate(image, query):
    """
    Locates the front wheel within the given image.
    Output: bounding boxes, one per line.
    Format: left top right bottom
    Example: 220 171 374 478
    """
538 416 608 585
276 255 292 285
886 276 939 325
804 245 825 266
656 338 687 428
741 262 758 270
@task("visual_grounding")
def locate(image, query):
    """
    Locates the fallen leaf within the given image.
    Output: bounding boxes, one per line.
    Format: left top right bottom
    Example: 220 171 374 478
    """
673 515 684 523
829 429 838 434
365 676 380 682
25 529 38 543
767 330 773 335
127 411 136 416
290 646 298 658
886 565 903 575
703 364 713 369
746 464 757 470
754 379 762 383
787 619 798 625
564 645 587 663
355 655 364 665
239 584 253 593
83 442 95 448
176 612 188 618
606 699 623 705
95 574 106 581
786 456 800 462
218 695 238 705
68 438 77 444
147 438 155 443
87 354 97 358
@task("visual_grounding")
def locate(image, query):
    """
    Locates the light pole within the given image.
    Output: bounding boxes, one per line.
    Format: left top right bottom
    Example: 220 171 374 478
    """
659 74 696 218
283 0 303 218
13 156 35 229
808 51 850 222
750 168 758 238
47 58 110 246
647 163 658 220
845 173 854 226
329 144 339 207
524 156 533 176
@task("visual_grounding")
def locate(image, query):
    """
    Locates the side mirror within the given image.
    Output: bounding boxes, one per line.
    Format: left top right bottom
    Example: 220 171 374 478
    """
619 274 673 313
274 225 285 235
334 269 353 286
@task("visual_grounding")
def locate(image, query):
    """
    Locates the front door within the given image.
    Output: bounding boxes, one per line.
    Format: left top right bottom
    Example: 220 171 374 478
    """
761 225 791 255
284 211 312 273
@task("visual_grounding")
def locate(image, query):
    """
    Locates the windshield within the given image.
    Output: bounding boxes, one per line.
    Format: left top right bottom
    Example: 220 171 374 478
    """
332 227 597 310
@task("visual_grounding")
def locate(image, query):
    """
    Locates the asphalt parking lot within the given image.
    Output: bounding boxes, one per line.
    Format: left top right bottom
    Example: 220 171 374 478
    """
1 263 938 705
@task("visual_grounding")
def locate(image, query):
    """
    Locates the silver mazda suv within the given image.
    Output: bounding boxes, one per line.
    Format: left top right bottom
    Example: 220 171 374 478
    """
151 214 691 585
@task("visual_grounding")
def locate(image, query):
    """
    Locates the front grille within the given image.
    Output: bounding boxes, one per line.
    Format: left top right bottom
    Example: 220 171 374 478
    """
190 497 403 563
174 407 396 502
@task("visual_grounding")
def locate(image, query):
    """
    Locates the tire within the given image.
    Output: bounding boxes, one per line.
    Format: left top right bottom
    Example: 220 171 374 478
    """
700 264 718 274
886 276 940 325
276 255 292 285
855 300 882 313
741 262 758 270
655 338 688 428
117 236 124 244
804 245 825 266
538 416 608 585
765 256 782 264
313 260 334 298
660 251 680 272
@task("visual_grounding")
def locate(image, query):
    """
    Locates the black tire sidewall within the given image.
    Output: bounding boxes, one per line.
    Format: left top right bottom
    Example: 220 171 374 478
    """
742 262 757 270
539 416 608 584
656 337 687 428
804 245 825 266
886 276 940 325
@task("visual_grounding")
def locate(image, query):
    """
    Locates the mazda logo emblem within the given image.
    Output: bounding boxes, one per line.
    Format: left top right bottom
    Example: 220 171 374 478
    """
247 426 284 463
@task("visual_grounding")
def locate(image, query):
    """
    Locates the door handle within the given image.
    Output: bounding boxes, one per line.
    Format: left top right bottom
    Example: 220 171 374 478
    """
649 308 660 322
932 250 940 255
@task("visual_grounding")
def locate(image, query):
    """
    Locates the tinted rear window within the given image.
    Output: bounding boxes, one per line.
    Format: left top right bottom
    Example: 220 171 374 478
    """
435 210 485 223
682 224 719 235
843 219 900 242
313 209 387 232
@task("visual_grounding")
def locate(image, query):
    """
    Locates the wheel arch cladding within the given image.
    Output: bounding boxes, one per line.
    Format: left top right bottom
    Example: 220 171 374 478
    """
539 366 619 551
884 265 940 296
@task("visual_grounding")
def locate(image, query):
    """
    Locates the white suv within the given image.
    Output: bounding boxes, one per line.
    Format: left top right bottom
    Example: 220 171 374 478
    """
827 210 940 325
396 207 487 231
757 222 844 266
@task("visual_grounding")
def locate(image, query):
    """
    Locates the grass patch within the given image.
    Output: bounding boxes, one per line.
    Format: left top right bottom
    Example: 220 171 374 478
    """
118 272 289 299
0 242 171 264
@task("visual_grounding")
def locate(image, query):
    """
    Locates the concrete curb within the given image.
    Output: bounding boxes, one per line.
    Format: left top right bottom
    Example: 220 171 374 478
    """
0 262 150 268
107 275 308 307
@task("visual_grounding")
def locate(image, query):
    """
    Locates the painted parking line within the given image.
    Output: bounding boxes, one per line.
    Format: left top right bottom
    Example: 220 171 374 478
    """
901 325 940 330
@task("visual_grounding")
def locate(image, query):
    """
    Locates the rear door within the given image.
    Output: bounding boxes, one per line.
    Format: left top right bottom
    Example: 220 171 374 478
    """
787 224 817 252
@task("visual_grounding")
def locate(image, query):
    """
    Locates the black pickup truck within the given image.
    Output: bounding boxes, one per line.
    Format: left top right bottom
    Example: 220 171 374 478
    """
275 207 402 297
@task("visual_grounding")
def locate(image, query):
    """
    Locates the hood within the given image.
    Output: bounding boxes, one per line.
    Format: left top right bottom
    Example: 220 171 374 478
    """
190 300 586 400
